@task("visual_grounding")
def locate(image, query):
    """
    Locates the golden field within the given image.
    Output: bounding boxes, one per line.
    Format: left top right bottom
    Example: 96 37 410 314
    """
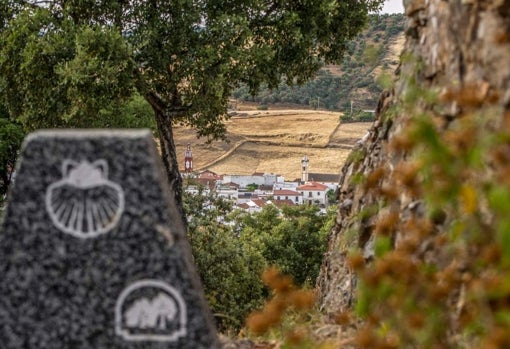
174 109 371 180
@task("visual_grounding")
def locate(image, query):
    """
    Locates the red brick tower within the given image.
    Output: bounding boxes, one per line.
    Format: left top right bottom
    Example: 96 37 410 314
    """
184 144 193 173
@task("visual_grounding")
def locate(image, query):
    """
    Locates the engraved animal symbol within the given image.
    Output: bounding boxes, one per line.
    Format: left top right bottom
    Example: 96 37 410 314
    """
115 280 187 342
124 293 178 330
45 159 124 238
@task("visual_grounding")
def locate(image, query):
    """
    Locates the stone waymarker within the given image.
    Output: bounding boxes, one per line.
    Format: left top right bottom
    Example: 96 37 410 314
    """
0 130 219 348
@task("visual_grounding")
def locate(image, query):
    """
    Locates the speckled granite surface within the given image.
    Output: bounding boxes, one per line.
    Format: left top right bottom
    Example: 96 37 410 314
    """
0 130 218 348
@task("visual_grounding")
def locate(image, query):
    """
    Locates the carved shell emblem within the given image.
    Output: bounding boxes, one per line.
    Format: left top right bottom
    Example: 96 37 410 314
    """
45 159 124 238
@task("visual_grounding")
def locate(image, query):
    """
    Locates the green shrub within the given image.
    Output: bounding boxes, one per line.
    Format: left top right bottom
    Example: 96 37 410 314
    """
0 113 25 199
183 190 266 332
238 205 332 287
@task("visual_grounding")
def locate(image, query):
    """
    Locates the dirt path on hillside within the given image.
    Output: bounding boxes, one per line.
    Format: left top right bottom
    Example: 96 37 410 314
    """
195 140 249 171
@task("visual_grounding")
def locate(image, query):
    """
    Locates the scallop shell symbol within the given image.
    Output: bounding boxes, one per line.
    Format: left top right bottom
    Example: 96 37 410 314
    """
45 159 125 238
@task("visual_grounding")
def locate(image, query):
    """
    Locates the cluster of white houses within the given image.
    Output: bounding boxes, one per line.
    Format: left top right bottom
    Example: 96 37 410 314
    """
183 146 339 213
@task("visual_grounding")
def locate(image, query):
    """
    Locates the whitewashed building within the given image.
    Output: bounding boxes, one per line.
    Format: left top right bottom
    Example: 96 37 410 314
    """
297 181 329 206
221 173 283 188
273 189 303 205
216 188 238 201
273 181 300 191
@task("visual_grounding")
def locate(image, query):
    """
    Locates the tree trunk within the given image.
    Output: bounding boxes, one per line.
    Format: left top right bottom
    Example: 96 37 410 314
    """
146 92 185 218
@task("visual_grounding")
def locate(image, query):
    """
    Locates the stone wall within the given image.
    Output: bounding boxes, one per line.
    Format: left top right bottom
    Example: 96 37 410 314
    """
317 0 510 314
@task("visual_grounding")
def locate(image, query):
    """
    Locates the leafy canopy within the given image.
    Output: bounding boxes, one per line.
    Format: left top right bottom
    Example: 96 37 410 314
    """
0 0 383 139
239 204 333 286
183 188 266 332
0 104 24 198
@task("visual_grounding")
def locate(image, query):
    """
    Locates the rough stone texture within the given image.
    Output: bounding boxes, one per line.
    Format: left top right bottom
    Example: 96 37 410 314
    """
317 0 510 313
0 130 219 348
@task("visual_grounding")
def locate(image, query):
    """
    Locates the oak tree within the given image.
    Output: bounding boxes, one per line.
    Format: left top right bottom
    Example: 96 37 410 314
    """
0 0 383 209
0 104 24 199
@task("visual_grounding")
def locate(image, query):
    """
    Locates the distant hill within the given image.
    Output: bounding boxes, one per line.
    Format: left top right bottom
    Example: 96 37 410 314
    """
231 13 405 114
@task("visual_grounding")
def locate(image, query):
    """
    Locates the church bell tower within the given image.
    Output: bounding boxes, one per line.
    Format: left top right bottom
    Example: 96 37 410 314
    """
301 155 309 182
184 144 193 173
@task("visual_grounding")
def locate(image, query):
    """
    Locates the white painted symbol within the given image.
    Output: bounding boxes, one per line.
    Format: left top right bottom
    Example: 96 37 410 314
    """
45 159 124 238
115 280 187 342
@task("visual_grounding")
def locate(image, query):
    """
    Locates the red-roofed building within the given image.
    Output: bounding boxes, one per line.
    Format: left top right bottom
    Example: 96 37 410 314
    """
251 199 267 208
238 203 250 210
236 199 267 213
191 170 223 190
297 181 329 206
198 170 222 181
270 199 295 208
218 182 240 190
273 190 303 205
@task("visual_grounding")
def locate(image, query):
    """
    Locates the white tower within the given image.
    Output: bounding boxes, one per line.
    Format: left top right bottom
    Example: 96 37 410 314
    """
184 144 193 173
301 155 309 182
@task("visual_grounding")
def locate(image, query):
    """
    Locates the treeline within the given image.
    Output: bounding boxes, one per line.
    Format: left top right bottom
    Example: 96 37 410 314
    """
232 13 405 112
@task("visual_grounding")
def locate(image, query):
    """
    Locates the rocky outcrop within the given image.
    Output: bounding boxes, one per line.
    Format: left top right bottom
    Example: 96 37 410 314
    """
316 89 396 313
317 0 510 316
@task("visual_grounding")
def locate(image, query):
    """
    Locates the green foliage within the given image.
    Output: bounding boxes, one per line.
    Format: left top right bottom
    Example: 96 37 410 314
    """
326 189 337 204
0 8 136 130
97 93 156 131
0 107 24 199
1 0 384 137
239 204 332 287
183 189 266 332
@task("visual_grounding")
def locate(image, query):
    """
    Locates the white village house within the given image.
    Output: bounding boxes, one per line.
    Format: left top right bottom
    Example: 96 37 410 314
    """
273 189 303 205
297 181 329 206
221 173 284 188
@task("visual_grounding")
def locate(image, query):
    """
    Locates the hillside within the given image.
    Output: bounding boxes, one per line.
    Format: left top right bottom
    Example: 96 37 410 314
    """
174 110 371 179
231 13 405 113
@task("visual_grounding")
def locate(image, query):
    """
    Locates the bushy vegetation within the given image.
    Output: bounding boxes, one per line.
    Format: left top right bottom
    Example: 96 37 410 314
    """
239 204 333 286
0 107 24 203
232 13 405 113
96 93 156 131
184 188 266 333
348 66 510 347
183 189 334 332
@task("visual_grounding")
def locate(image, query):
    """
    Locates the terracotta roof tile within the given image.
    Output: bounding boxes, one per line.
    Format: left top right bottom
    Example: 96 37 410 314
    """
297 181 329 191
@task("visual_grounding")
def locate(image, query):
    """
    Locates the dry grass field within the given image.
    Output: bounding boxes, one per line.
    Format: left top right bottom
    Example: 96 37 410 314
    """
174 109 371 180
